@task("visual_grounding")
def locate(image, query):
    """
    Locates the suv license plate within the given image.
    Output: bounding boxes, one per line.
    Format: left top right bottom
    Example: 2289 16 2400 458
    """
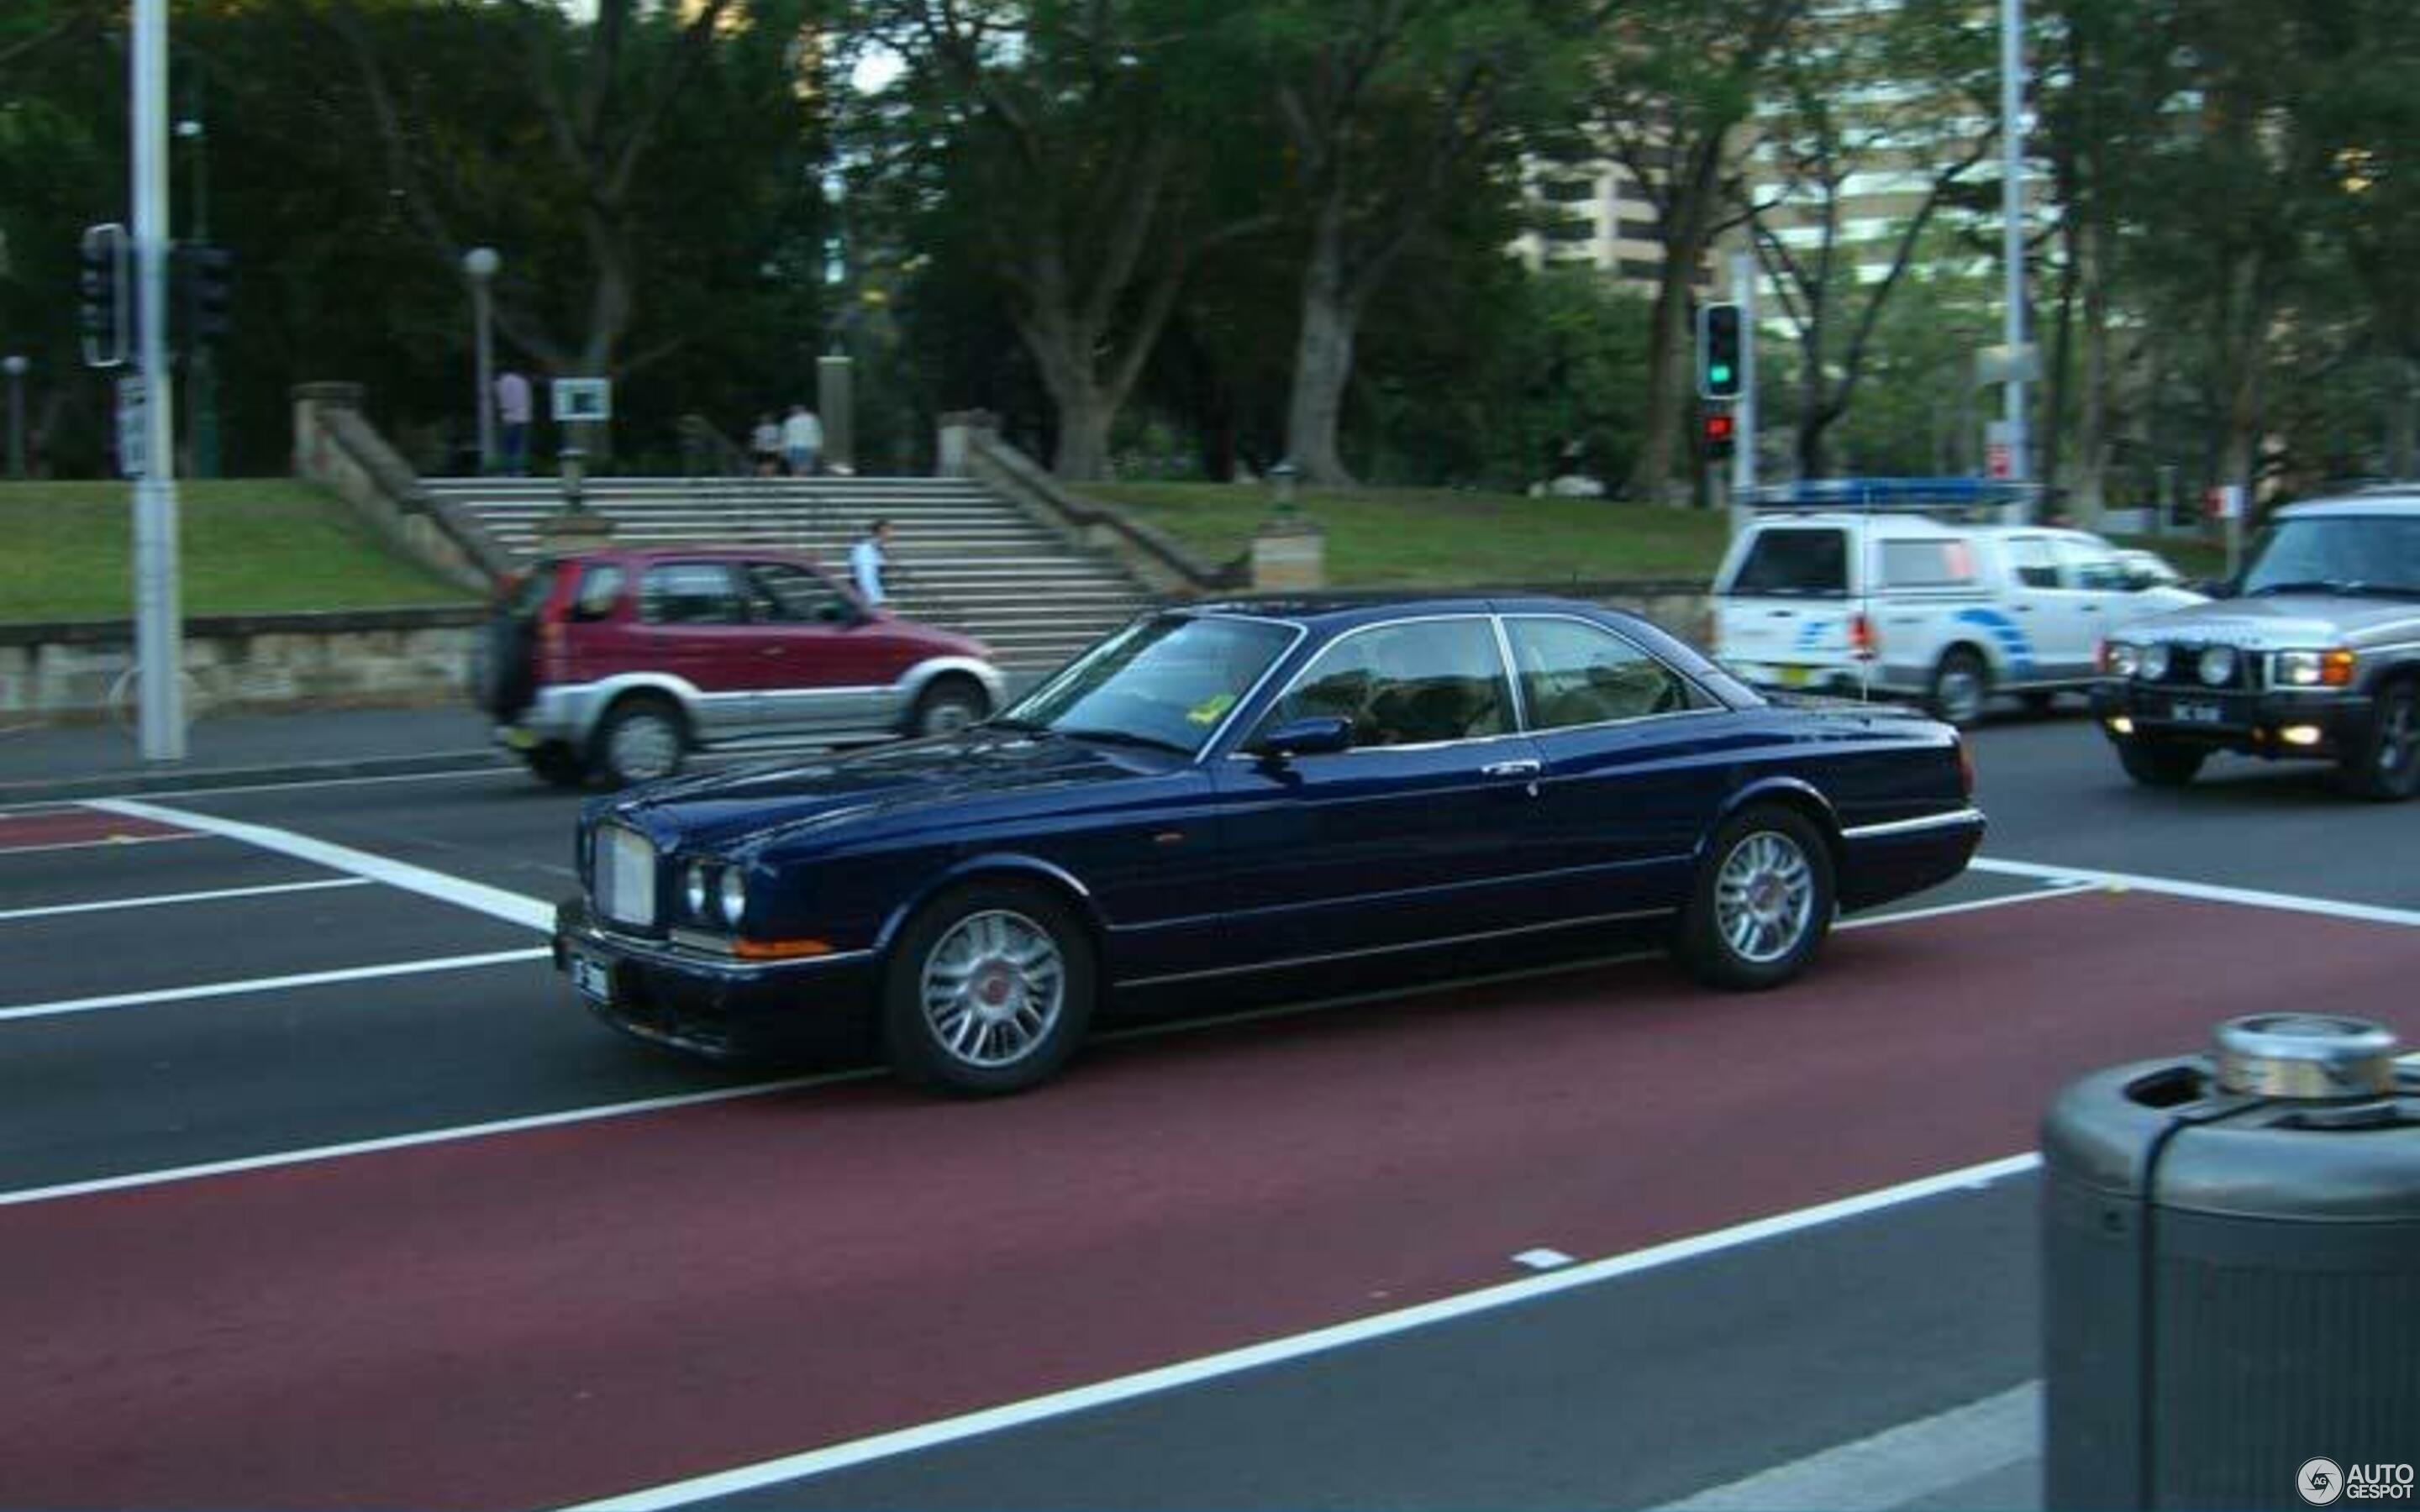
2169 699 2224 725
570 953 613 1005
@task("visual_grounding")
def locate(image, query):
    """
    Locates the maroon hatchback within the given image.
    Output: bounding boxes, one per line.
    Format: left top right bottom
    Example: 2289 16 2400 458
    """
472 547 1004 787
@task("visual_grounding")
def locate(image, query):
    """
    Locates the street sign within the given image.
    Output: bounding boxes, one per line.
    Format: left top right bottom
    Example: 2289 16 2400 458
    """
552 377 612 423
1974 344 2041 386
115 374 147 477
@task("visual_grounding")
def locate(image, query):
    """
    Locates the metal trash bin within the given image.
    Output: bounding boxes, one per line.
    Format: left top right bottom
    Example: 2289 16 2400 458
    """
2044 1014 2420 1510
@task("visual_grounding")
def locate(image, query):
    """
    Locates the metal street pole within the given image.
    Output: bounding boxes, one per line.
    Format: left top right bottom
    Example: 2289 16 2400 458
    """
2001 0 2030 490
464 247 499 474
1730 250 1759 498
133 0 184 761
3 356 25 478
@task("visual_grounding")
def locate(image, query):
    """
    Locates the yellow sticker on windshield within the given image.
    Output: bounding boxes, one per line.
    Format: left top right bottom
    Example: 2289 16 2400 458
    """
1187 692 1237 725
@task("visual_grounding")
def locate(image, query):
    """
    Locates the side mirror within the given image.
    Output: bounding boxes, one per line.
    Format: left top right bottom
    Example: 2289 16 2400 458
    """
1249 715 1353 760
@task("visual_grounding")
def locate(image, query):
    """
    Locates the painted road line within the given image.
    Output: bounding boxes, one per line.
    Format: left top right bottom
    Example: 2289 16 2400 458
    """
559 1152 2044 1512
0 833 203 858
0 765 522 811
1655 1381 2040 1512
0 876 371 923
1839 881 2096 932
91 796 555 932
0 948 550 1026
1972 854 2420 929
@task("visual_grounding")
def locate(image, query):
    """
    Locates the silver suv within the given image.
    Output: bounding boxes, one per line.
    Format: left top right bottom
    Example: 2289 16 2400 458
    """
2091 492 2420 799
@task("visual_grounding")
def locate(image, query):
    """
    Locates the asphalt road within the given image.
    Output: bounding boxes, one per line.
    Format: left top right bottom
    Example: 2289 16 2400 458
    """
1 706 2412 1510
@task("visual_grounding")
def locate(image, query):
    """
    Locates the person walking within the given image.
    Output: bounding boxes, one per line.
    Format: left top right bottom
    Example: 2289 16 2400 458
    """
781 402 823 478
749 412 781 476
493 369 534 476
850 517 896 607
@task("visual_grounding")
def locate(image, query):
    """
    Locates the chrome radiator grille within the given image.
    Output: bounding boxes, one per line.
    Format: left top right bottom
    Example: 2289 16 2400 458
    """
595 825 657 928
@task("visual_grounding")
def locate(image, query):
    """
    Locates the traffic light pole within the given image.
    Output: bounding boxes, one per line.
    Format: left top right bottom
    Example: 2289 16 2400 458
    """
132 0 184 761
1730 251 1758 536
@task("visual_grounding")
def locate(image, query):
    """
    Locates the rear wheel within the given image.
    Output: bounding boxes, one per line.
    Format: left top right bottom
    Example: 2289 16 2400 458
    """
1675 806 1836 990
882 882 1095 1095
593 696 686 787
910 676 988 738
2339 681 2420 801
523 741 590 788
2115 736 2206 788
1928 648 1991 727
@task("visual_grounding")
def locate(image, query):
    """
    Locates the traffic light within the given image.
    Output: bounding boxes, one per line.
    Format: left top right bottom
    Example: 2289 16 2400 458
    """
1702 407 1736 460
1697 302 1744 400
175 242 235 344
78 223 130 370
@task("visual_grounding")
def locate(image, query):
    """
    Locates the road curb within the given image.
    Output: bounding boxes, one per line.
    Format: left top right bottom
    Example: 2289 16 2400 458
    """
0 750 513 806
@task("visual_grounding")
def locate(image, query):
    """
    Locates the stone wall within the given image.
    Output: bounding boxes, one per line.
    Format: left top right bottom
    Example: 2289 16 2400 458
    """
292 382 516 592
0 608 483 721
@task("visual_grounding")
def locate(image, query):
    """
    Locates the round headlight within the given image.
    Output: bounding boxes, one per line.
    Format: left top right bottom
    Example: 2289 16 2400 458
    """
684 864 712 919
2103 640 2140 679
2139 643 2170 682
2199 645 2237 686
718 868 748 927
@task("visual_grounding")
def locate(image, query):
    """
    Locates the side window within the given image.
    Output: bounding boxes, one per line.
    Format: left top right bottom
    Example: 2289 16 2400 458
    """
747 562 855 624
569 562 625 621
1880 538 1979 590
1726 528 1848 596
639 563 744 626
2054 539 2128 591
1257 619 1512 749
2004 537 2061 590
1506 617 1701 731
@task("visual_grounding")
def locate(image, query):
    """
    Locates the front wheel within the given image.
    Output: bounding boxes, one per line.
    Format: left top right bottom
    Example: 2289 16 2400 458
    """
523 741 591 788
2339 681 2420 801
910 676 989 738
1675 806 1836 990
594 696 687 787
882 883 1095 1095
2115 736 2206 789
1928 648 1991 727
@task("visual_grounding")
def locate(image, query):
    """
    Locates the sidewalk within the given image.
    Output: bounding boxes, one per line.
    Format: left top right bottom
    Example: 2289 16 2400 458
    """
0 706 507 805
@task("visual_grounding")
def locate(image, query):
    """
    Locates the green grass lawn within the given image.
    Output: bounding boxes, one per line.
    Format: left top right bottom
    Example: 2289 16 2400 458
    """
1084 480 2233 586
0 480 478 622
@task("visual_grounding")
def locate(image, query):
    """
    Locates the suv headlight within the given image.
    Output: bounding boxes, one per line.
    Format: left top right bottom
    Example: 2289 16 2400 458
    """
2272 648 2356 687
2198 645 2238 686
2102 639 2141 678
2139 643 2170 681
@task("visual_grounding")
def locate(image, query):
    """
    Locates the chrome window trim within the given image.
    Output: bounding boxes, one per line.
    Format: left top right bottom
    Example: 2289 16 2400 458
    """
1839 806 1986 841
1117 905 1678 988
1228 612 1520 758
1498 612 1729 737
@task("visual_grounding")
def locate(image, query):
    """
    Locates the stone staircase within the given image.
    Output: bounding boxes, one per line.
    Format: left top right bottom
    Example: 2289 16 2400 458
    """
421 475 1157 674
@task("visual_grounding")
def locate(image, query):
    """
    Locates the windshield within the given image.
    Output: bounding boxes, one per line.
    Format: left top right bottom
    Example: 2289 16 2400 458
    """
2240 516 2420 597
1000 613 1300 756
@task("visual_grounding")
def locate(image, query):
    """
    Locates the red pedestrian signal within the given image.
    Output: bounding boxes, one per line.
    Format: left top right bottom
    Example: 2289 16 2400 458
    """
1702 410 1736 459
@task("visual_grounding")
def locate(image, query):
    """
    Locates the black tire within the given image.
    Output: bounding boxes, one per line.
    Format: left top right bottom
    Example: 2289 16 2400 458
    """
2339 680 2420 801
1928 648 1991 727
592 696 687 787
2020 690 2059 716
2115 736 2206 788
909 675 989 738
1675 806 1837 991
881 881 1096 1095
523 741 591 788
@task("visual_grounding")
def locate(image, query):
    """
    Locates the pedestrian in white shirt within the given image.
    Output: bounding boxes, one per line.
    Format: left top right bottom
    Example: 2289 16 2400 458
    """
850 518 895 606
780 403 823 477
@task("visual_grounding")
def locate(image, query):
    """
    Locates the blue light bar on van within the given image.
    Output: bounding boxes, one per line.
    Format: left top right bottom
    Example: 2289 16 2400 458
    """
1745 477 2042 512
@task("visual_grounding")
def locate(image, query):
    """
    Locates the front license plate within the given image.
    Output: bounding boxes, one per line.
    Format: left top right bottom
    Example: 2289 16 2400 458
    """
569 953 613 1005
2169 699 2224 725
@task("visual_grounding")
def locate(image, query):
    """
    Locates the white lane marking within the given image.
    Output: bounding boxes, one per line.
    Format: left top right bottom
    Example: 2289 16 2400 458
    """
0 1068 877 1209
0 948 550 1025
91 797 555 932
0 876 371 922
0 833 203 857
0 765 519 812
1839 881 2096 932
558 1153 2044 1512
1512 1248 1576 1271
1971 854 2420 929
1655 1381 2040 1512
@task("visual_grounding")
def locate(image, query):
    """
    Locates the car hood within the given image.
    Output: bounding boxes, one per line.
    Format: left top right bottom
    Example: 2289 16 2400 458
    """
2127 594 2420 651
600 731 1170 853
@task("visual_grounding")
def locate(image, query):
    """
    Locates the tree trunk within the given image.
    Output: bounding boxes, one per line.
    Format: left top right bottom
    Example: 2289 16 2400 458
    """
2072 213 2111 522
2389 359 2418 480
1628 264 1697 506
1286 203 1360 486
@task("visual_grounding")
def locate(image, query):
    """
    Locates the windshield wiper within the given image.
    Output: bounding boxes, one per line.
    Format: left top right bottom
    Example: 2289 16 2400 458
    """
1055 726 1194 755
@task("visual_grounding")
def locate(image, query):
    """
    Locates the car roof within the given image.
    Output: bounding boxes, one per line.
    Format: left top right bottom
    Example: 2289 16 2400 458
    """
1183 593 1643 631
2275 492 2420 519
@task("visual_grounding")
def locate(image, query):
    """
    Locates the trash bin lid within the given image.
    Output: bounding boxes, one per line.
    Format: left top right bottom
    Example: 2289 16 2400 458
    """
2214 1014 2400 1100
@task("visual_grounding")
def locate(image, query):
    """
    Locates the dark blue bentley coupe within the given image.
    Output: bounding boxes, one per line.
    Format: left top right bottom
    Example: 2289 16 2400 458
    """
555 596 1985 1094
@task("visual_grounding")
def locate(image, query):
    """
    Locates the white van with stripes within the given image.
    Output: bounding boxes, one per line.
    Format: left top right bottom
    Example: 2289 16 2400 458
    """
1710 482 2203 725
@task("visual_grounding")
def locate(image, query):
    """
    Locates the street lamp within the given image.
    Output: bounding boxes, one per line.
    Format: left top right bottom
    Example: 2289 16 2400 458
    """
3 354 26 478
462 245 500 475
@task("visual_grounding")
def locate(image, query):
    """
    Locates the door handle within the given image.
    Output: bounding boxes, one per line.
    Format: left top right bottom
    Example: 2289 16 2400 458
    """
2013 604 2033 612
1481 759 1543 779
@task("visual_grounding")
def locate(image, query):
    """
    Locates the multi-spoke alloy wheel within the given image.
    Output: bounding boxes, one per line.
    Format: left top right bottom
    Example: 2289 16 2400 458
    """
1677 805 1837 990
884 883 1095 1095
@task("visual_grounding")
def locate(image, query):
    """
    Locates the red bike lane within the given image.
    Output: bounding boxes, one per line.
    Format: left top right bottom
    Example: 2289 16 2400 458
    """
2 889 2410 1509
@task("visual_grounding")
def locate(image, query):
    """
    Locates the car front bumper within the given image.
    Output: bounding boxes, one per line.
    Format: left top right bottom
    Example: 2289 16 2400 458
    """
2090 680 2376 760
553 896 879 1061
497 684 612 752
